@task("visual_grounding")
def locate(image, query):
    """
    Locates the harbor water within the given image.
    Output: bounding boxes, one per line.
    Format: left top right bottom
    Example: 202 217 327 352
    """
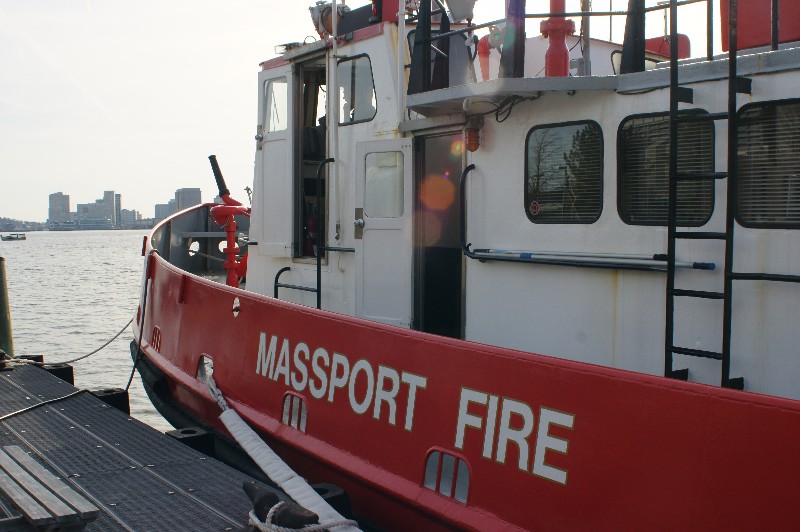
0 230 172 432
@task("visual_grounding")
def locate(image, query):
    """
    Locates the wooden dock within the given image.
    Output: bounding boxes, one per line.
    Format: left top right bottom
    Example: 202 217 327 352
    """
0 363 285 530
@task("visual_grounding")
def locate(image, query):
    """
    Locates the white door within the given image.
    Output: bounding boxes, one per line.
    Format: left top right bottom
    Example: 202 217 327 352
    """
252 65 294 259
355 139 413 327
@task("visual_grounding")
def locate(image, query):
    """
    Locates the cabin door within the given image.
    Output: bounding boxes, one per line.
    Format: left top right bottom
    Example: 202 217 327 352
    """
414 133 463 338
354 139 413 327
252 65 294 259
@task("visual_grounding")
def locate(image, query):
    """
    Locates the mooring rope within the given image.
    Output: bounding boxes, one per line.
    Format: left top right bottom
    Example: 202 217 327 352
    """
126 251 152 392
201 366 360 531
2 316 134 367
248 504 358 532
0 390 86 422
189 249 226 263
60 317 134 364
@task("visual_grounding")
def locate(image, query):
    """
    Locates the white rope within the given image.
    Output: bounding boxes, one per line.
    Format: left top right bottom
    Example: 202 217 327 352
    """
199 365 360 532
205 370 230 412
248 503 359 532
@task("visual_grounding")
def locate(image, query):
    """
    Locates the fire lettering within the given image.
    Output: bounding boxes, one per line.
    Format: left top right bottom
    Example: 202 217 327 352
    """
455 387 575 485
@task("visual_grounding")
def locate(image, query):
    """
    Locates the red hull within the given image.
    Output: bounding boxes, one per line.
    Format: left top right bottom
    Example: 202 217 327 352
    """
137 215 800 530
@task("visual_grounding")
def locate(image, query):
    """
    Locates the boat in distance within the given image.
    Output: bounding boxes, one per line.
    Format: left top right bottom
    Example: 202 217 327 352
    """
133 1 800 529
0 234 27 241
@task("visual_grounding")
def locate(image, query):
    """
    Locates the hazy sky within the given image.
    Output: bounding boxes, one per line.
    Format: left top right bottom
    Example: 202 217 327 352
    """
0 1 713 222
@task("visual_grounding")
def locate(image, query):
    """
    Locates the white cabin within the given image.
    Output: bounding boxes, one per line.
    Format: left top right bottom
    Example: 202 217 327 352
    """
245 1 800 400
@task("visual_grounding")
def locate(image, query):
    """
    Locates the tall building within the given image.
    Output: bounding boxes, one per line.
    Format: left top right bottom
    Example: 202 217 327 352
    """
48 192 71 224
75 191 116 229
155 200 176 221
103 191 116 226
175 188 202 211
114 194 122 228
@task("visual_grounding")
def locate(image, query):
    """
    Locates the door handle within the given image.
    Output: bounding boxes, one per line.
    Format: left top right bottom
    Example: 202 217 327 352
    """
354 208 364 239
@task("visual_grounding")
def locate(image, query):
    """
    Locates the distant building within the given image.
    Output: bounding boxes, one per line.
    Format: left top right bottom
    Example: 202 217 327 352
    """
114 193 122 228
153 188 201 222
119 209 140 227
155 200 176 221
103 191 116 226
75 190 116 229
175 188 202 212
48 192 71 225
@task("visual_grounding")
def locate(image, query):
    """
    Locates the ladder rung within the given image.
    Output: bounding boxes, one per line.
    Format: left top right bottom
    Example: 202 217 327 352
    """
675 232 727 240
731 272 800 284
735 76 752 95
667 368 689 381
675 172 727 181
275 283 318 294
670 346 724 360
675 112 728 123
724 377 745 390
672 289 725 300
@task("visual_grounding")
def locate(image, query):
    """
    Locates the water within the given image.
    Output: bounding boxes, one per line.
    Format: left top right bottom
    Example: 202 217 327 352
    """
0 230 173 432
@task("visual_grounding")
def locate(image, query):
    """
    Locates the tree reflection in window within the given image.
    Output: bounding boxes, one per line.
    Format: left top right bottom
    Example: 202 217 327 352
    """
525 121 603 224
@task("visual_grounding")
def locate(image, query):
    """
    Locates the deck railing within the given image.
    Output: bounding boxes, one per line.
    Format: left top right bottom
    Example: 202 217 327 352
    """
406 0 784 93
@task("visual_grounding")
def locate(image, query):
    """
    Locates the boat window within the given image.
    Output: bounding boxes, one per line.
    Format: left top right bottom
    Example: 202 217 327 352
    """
737 100 800 228
365 151 404 218
264 77 288 132
525 121 603 224
618 112 714 226
337 55 377 125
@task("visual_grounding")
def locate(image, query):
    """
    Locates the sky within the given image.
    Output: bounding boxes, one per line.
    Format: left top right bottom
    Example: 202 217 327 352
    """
0 0 715 222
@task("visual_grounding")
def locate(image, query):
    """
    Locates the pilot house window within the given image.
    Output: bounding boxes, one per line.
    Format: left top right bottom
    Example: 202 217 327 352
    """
618 112 714 226
337 56 377 125
737 100 800 228
264 77 288 132
525 121 603 223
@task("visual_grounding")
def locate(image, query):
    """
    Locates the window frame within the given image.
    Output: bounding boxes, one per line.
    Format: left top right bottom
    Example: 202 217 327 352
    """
616 110 716 227
735 98 800 230
524 119 604 225
263 76 289 134
336 54 378 126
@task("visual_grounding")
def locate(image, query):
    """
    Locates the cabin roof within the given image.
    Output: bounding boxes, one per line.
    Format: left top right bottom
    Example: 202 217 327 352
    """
407 45 800 118
406 76 619 117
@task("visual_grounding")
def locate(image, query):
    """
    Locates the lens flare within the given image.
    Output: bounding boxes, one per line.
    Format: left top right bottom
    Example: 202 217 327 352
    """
418 211 443 246
450 139 463 157
420 174 456 211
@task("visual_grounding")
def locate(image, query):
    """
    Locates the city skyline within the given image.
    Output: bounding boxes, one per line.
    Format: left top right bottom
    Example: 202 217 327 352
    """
1 1 716 223
45 187 202 229
0 1 556 223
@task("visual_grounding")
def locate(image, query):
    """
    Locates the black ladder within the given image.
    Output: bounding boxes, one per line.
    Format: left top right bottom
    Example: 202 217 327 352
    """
664 0 748 389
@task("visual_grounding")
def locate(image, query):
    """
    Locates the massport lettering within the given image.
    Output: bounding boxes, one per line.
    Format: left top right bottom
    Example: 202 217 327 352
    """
255 332 427 431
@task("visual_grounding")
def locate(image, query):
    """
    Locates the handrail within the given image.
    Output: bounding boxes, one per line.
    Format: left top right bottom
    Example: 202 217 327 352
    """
316 158 334 309
459 165 714 273
272 159 341 309
274 267 318 299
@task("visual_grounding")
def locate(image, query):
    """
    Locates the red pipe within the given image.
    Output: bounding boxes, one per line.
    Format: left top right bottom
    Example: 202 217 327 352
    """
210 204 250 288
540 0 575 77
477 35 491 80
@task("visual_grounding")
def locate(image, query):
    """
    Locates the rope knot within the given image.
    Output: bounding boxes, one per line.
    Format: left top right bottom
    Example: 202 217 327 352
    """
248 501 358 532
